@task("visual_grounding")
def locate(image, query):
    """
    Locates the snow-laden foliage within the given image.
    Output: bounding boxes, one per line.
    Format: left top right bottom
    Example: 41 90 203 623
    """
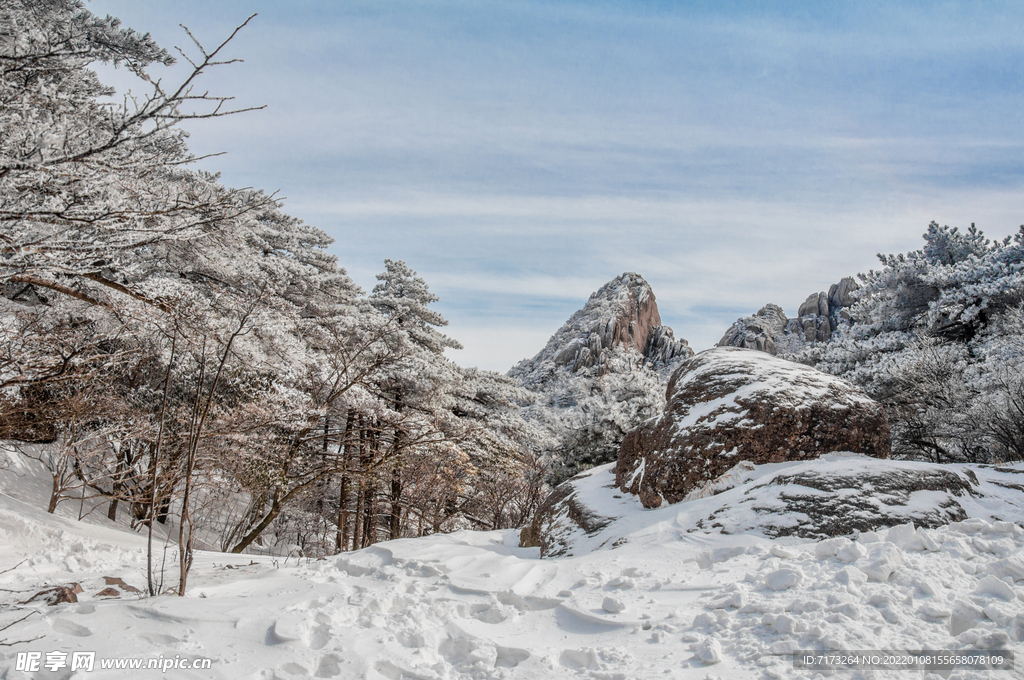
522 347 668 484
0 1 547 582
789 222 1024 463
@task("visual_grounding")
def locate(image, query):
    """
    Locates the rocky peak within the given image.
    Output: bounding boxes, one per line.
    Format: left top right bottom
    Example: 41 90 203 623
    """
718 277 861 355
509 273 692 384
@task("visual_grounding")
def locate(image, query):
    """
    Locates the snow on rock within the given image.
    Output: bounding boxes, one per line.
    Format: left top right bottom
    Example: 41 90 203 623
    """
679 459 984 539
617 347 891 508
509 272 692 384
529 454 1024 558
717 304 790 355
519 465 623 557
508 273 695 482
717 277 860 356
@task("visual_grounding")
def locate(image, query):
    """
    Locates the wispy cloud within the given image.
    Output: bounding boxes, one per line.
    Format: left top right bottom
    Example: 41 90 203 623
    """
91 0 1024 372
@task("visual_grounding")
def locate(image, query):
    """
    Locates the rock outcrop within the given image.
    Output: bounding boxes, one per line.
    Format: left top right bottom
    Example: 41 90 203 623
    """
509 273 695 483
519 467 619 557
616 347 890 508
716 304 788 355
522 456 1022 557
689 462 977 539
509 272 692 384
717 277 860 354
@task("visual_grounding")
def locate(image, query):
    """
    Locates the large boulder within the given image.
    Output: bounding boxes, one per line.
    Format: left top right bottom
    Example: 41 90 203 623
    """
616 347 890 508
689 461 978 538
828 276 859 310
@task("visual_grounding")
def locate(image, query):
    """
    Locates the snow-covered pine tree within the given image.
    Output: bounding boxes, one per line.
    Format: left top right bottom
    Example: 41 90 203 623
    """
793 222 1024 463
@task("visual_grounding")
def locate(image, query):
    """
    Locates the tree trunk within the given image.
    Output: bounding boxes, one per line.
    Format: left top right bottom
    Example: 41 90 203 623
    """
335 410 355 553
352 415 366 550
107 438 129 521
47 474 60 513
389 466 402 540
353 486 364 551
336 473 349 553
363 487 375 547
389 390 404 541
229 491 283 553
362 425 379 547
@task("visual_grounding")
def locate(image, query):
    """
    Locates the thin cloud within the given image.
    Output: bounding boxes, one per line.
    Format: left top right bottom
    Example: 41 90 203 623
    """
89 0 1024 372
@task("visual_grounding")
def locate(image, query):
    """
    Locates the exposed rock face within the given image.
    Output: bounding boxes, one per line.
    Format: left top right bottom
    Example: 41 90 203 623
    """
829 277 858 309
616 347 890 508
519 467 617 557
717 304 788 355
718 277 860 353
691 465 976 539
510 273 695 483
510 272 693 384
644 325 690 367
523 456 1020 557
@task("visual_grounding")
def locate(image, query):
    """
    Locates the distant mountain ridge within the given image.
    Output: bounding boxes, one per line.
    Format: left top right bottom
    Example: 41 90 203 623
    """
509 272 692 387
508 272 693 482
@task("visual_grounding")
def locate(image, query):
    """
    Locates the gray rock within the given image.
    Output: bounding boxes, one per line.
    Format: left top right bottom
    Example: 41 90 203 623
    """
719 276 861 357
645 325 692 366
717 316 779 355
799 292 827 318
755 303 788 331
816 315 832 342
523 457 1024 557
716 304 789 356
510 272 693 382
689 466 977 539
553 340 582 366
801 316 818 342
828 277 859 310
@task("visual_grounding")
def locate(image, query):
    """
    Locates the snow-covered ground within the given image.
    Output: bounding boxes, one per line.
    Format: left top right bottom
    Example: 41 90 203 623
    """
1 447 1022 679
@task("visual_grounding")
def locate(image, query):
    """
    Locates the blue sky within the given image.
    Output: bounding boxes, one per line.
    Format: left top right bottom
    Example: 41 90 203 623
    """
90 0 1024 371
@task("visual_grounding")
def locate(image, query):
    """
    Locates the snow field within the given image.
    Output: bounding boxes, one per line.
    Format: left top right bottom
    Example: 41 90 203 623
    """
1 449 1023 679
2 514 1023 679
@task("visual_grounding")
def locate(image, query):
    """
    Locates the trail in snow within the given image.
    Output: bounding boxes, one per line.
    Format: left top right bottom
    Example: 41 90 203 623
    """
0 449 1022 679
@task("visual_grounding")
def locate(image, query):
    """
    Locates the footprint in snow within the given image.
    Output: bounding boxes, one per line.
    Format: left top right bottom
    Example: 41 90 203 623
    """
279 661 308 675
50 618 92 637
308 621 331 650
314 654 342 677
138 632 182 646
